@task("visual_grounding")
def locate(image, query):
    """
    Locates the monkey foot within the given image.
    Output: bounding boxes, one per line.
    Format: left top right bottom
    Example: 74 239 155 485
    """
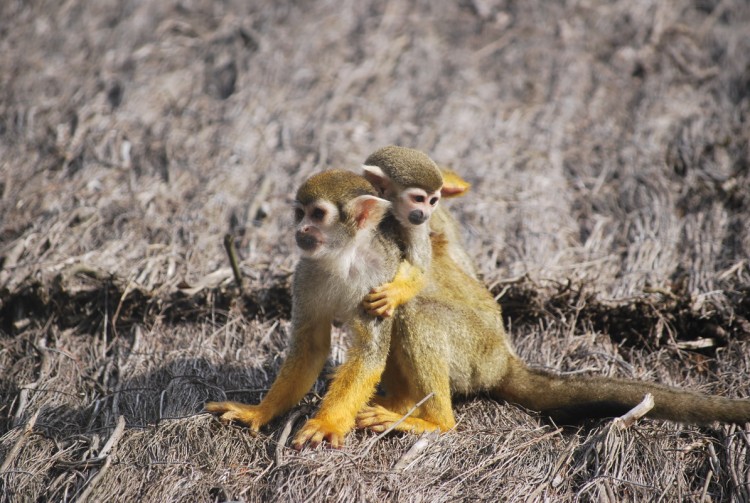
357 405 445 434
356 405 408 433
205 401 267 431
292 417 349 450
369 395 411 415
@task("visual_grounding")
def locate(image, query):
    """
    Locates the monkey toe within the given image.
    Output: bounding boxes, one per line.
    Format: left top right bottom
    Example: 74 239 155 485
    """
293 418 347 450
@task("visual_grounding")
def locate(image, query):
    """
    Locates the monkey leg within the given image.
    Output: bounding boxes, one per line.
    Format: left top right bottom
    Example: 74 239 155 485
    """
356 352 456 435
206 321 331 432
293 357 384 449
292 317 391 449
367 349 416 415
362 260 425 317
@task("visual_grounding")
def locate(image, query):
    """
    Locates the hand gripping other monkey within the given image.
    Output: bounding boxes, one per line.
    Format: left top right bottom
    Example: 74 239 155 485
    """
361 145 477 317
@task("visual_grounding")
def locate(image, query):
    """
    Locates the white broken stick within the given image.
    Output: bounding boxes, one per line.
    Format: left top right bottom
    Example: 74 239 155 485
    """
613 393 654 430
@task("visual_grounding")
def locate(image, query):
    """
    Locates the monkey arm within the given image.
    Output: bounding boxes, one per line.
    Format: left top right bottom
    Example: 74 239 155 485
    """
293 316 392 449
205 318 331 431
361 260 426 317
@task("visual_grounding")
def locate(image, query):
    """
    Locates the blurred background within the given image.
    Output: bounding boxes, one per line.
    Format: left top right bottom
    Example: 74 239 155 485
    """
3 0 748 301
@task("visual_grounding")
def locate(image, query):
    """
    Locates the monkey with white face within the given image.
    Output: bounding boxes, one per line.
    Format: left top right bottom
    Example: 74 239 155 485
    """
207 170 403 449
361 146 443 317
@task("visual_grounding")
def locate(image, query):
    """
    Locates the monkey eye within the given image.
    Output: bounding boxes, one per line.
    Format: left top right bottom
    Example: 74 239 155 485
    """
294 207 304 222
413 195 426 203
429 197 439 206
311 207 326 221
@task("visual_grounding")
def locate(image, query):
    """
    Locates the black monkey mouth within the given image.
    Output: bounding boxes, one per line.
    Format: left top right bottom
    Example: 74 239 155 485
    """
295 232 322 252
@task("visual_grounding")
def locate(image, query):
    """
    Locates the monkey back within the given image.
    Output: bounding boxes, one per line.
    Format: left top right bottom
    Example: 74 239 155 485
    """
364 146 443 192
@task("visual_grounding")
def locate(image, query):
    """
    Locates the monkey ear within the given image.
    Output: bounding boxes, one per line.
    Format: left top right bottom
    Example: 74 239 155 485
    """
362 164 395 195
439 168 471 198
347 194 391 230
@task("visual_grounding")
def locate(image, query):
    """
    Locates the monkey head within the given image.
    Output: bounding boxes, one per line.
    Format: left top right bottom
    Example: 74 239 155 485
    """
294 170 391 259
362 145 443 227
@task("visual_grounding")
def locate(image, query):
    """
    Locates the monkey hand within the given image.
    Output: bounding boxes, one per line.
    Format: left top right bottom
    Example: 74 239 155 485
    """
205 401 269 431
363 261 425 317
362 282 401 317
292 417 349 450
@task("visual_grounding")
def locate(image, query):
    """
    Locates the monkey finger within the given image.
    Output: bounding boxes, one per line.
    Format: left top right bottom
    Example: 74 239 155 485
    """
365 306 392 317
363 292 388 304
362 301 393 317
369 283 395 294
363 295 397 309
362 297 387 308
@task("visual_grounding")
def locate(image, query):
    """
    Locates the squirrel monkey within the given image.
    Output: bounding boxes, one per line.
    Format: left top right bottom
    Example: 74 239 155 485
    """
206 170 403 449
361 266 750 434
361 146 477 317
355 150 750 435
361 146 443 317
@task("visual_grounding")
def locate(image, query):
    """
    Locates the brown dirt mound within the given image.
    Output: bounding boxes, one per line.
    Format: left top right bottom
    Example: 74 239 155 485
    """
2 0 750 501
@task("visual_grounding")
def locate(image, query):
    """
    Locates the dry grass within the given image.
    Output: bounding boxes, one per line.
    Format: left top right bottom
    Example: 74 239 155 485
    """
2 0 750 501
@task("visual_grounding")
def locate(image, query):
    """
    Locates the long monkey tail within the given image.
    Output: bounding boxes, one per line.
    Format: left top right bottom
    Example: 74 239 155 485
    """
493 359 750 425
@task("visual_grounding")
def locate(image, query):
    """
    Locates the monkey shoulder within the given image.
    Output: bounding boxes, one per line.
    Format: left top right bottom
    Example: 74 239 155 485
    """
376 214 408 259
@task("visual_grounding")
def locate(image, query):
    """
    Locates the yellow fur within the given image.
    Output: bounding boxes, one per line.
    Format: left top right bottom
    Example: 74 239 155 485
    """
206 170 400 449
362 260 426 317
